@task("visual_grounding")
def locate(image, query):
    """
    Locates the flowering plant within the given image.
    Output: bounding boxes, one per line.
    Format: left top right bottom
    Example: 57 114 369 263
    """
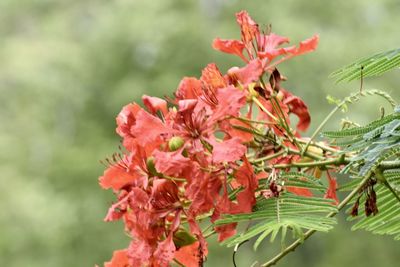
98 11 400 267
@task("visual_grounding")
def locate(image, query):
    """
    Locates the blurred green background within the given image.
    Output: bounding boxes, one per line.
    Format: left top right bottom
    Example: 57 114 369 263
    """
1 0 399 266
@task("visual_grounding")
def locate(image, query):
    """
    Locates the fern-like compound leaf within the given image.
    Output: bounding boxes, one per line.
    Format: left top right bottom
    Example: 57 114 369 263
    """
330 48 400 83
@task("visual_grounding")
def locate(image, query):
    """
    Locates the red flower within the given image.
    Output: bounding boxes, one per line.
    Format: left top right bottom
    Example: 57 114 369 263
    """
212 10 319 70
100 10 323 267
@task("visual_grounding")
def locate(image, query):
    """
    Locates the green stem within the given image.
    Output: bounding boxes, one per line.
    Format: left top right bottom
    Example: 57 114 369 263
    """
302 105 340 156
296 138 340 153
250 150 286 163
232 116 276 125
375 167 400 203
252 96 278 121
270 95 301 149
287 147 325 161
261 173 372 267
262 154 348 170
231 125 266 137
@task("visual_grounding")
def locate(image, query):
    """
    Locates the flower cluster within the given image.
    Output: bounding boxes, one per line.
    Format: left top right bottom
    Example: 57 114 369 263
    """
99 11 325 267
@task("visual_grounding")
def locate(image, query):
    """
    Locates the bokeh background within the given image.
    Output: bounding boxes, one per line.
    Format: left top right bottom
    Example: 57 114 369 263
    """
1 0 400 266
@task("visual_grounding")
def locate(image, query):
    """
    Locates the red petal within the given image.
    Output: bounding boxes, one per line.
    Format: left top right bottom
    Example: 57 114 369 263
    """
233 157 258 213
154 234 176 267
178 99 198 113
174 241 208 267
175 77 202 100
325 173 339 204
286 186 313 197
104 191 131 222
131 110 171 145
235 157 257 189
283 34 319 56
212 137 246 163
116 103 141 138
211 86 246 121
142 95 168 116
212 38 247 62
282 90 311 131
227 59 264 85
153 149 191 177
150 179 180 213
200 63 226 90
257 33 290 61
127 240 152 267
211 192 238 242
104 249 129 267
219 118 254 143
236 10 259 44
187 172 215 215
99 165 138 190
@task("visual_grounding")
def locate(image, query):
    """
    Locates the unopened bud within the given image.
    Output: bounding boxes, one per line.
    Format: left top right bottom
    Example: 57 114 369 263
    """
169 136 185 151
146 157 158 175
276 91 285 101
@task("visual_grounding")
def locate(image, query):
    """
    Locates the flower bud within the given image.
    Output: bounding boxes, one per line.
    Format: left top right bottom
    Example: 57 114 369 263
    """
146 157 158 176
276 91 285 101
168 136 185 151
173 229 197 249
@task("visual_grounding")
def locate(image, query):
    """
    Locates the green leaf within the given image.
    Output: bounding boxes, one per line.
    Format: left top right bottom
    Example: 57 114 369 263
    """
330 48 400 83
217 193 337 249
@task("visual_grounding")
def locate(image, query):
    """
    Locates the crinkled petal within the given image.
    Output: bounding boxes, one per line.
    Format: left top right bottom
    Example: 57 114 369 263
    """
153 149 191 177
211 86 246 122
283 91 311 132
212 38 247 62
236 10 259 44
99 165 139 190
227 59 264 85
116 103 141 137
128 240 152 267
325 174 339 205
174 241 207 267
104 249 129 267
219 118 254 143
212 137 246 163
131 109 171 144
154 234 176 267
142 95 168 116
257 33 290 61
175 77 201 100
283 34 319 57
200 63 226 90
